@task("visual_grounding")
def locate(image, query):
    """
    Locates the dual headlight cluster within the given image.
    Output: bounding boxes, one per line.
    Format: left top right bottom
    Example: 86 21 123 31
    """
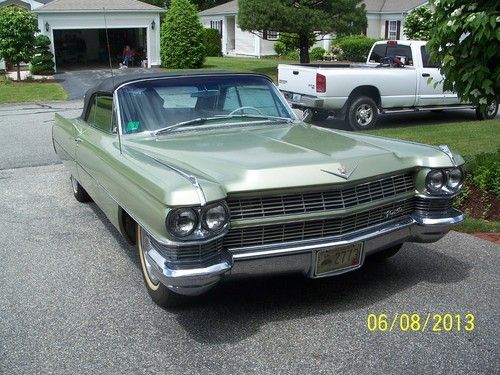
166 202 229 239
425 167 464 194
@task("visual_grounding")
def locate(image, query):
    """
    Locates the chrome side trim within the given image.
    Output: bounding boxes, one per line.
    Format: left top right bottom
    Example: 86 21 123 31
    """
142 152 208 206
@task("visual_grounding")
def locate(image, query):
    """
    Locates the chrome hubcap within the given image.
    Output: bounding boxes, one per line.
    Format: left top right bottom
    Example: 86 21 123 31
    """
356 104 373 126
486 101 497 116
140 231 160 285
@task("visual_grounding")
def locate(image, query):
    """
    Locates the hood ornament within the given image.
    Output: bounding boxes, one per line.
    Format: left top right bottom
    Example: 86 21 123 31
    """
321 164 357 180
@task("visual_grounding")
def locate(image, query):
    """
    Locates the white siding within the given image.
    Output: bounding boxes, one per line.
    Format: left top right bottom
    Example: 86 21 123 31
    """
234 25 255 56
36 11 161 70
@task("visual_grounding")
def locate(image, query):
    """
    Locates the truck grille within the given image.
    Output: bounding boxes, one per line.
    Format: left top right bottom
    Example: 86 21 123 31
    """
150 237 223 263
223 198 415 249
227 174 414 220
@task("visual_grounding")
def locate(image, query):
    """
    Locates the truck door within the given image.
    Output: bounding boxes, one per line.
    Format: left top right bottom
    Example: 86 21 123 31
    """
416 45 446 106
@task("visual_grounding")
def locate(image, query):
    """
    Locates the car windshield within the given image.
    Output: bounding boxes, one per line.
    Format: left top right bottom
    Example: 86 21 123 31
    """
117 75 296 135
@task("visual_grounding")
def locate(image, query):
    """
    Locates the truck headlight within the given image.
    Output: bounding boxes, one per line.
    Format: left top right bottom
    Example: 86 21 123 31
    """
166 208 198 237
426 170 445 193
446 167 464 190
201 203 228 232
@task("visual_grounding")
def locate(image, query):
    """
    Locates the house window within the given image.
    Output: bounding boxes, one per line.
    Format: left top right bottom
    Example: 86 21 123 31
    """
263 30 279 41
385 20 401 40
210 20 222 36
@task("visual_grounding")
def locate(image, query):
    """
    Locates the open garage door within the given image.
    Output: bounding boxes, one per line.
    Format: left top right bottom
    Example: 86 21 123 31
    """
53 28 147 71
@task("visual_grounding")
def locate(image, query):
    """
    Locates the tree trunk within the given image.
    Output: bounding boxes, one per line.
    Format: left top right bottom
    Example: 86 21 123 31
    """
16 63 21 81
298 32 310 64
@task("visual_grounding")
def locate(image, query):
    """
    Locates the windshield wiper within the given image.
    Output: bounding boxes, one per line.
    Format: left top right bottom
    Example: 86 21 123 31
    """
154 115 294 136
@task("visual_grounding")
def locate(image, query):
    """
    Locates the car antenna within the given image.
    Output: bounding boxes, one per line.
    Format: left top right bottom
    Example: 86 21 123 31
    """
103 7 122 154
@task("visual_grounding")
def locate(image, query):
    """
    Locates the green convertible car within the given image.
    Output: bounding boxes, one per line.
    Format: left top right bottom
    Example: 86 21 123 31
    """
53 72 465 307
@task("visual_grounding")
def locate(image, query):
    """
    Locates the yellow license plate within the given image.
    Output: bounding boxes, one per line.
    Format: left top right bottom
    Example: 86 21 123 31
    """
315 243 364 276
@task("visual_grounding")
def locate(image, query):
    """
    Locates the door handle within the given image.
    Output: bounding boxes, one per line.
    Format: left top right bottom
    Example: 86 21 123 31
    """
74 138 82 143
422 73 430 77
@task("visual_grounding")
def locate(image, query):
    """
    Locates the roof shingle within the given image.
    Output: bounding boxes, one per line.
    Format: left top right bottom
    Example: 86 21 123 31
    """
35 0 163 12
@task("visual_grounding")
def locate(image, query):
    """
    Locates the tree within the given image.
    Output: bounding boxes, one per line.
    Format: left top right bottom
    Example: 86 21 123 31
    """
427 0 499 108
160 0 205 68
238 0 367 63
0 6 38 81
403 6 433 40
30 35 55 75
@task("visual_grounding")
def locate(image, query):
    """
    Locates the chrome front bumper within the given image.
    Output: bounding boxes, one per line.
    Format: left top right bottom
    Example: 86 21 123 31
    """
145 209 464 296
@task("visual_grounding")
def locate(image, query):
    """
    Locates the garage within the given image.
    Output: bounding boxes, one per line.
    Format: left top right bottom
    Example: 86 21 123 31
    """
34 0 163 72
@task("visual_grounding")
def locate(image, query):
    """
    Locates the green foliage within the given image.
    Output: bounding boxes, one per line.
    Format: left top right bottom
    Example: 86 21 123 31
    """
285 50 299 60
160 0 205 68
238 0 367 63
309 47 326 61
403 6 433 40
467 150 500 197
203 28 222 57
333 35 378 62
30 34 55 75
274 41 286 56
0 6 38 79
427 0 499 108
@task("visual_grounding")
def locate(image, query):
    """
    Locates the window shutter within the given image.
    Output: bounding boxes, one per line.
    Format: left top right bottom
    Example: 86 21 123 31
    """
262 30 268 40
396 20 401 39
384 20 389 39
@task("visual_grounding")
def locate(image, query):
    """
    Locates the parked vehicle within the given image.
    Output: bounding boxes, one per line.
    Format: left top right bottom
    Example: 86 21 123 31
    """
53 72 465 307
278 40 499 129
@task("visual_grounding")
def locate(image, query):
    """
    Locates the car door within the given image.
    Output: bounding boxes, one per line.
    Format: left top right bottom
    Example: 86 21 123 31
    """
416 45 446 106
52 113 86 179
75 94 121 214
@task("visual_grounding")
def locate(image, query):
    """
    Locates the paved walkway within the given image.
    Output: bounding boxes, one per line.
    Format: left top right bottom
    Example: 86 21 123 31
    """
55 67 164 100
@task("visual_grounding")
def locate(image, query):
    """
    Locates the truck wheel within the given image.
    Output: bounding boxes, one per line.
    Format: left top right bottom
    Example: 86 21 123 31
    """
137 225 186 308
369 244 403 261
475 98 498 120
346 96 379 130
70 175 91 203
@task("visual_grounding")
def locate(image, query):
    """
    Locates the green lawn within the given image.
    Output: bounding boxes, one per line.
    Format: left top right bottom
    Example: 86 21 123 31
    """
454 218 500 233
0 81 68 104
166 56 296 82
364 119 500 157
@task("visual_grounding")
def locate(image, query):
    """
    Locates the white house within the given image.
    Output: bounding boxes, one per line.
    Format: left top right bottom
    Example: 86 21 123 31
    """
33 0 163 72
199 0 429 57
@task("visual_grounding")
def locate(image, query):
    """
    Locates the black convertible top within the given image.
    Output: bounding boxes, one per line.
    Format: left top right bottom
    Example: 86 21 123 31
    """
81 71 268 119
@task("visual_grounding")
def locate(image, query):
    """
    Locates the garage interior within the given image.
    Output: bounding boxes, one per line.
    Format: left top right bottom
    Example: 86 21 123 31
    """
53 28 147 70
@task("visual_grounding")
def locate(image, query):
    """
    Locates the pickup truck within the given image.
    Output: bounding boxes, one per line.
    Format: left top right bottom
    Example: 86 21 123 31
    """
278 40 498 130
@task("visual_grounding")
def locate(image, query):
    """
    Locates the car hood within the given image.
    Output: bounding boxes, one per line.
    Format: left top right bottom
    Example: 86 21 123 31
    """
122 124 461 204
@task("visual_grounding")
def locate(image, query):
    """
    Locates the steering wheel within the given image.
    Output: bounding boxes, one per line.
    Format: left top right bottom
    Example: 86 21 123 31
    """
229 106 264 115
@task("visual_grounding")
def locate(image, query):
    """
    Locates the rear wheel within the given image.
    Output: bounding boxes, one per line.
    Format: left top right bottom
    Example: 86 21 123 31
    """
346 96 379 130
70 175 91 203
137 225 186 308
475 98 498 120
369 244 403 261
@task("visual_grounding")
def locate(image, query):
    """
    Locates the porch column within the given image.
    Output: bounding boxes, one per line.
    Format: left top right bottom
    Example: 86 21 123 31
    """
222 16 228 55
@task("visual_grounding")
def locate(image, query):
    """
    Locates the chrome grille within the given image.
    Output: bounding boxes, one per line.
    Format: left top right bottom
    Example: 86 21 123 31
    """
415 197 454 212
150 237 223 263
227 174 414 220
223 198 416 249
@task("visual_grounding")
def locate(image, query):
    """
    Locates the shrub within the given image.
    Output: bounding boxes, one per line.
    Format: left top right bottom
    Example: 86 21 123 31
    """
30 35 55 75
285 50 299 60
309 47 326 61
467 150 500 197
277 32 315 53
160 0 205 68
403 6 433 40
274 40 286 56
333 35 378 62
203 28 222 57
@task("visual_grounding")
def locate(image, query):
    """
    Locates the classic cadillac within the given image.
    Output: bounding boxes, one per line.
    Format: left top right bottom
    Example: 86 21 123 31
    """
53 72 465 307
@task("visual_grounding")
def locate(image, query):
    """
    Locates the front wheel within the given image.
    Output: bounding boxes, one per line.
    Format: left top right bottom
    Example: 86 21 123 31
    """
137 225 186 308
70 175 91 203
346 96 379 130
475 98 498 120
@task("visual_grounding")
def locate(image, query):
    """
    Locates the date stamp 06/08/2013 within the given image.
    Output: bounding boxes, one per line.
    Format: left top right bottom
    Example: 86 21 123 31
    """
366 313 475 333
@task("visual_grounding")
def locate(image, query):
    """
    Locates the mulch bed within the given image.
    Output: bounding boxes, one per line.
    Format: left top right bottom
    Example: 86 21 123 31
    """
459 185 500 221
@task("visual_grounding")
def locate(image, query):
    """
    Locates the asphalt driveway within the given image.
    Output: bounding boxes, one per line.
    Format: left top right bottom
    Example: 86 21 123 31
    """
0 100 499 374
55 67 164 100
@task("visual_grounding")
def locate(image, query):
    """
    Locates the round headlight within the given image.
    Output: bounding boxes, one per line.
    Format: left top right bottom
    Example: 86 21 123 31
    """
166 208 198 237
426 170 445 193
201 204 228 232
447 168 463 190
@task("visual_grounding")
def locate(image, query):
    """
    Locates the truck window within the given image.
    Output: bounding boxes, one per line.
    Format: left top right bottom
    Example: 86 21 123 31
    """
386 45 413 66
369 44 386 63
421 46 438 68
